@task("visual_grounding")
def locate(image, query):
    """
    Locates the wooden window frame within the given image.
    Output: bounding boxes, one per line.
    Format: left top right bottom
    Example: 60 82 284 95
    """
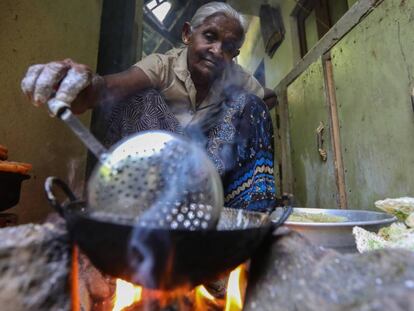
291 0 332 57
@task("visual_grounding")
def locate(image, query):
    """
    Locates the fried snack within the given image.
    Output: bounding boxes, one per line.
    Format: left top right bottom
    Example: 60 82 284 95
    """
405 212 414 228
288 211 347 223
375 197 414 221
0 145 8 161
353 223 414 253
0 161 32 174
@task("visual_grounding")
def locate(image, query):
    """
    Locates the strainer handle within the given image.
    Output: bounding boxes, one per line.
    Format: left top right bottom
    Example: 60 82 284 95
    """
271 205 293 227
45 176 78 216
47 99 108 160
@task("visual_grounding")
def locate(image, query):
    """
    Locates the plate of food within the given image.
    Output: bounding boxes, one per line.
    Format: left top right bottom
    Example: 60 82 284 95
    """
271 207 396 253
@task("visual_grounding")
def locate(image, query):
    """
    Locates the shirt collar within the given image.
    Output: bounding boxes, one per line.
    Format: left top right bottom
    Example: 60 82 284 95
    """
173 47 190 83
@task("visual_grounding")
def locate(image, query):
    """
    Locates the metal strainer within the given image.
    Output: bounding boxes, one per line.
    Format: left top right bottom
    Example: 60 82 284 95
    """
88 131 224 230
47 100 224 230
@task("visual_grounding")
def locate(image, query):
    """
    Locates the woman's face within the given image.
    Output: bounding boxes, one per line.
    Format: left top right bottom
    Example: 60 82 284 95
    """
183 14 244 86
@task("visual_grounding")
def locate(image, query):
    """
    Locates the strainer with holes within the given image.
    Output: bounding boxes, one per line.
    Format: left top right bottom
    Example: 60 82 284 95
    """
46 99 223 230
88 130 223 230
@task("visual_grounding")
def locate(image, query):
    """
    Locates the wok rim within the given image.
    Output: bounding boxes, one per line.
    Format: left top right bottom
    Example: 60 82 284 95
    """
280 207 397 227
63 200 274 234
65 200 273 232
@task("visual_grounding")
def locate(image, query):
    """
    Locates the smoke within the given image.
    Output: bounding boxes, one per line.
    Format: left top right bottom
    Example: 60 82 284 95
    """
66 157 84 198
128 226 174 289
84 67 271 290
124 85 262 288
121 131 222 289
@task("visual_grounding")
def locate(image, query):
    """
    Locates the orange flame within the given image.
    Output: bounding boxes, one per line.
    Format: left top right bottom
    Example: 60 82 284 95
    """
195 285 216 301
194 284 219 310
112 279 142 311
195 263 248 311
225 264 247 311
112 263 248 310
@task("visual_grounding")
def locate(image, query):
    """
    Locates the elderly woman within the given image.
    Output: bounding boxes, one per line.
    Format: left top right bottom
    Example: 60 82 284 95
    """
21 2 277 211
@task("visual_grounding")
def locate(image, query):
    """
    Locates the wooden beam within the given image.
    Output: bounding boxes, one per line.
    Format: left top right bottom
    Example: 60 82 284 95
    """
322 54 348 209
275 0 383 94
277 89 293 194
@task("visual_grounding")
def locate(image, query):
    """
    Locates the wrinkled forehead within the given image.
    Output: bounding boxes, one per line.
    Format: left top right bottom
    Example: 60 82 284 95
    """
194 13 244 44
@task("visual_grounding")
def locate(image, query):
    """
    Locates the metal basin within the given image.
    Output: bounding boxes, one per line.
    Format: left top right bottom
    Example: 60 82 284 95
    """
271 208 397 253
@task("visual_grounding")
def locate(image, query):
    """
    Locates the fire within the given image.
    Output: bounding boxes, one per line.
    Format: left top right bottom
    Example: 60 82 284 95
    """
225 265 246 311
112 279 142 311
195 285 216 301
194 284 219 310
195 263 248 311
112 264 248 311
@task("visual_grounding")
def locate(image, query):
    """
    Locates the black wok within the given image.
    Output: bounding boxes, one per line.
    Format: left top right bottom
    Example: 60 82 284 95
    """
0 172 30 211
45 177 292 290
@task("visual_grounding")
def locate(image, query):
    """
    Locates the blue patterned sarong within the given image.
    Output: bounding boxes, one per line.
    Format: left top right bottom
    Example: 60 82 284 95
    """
103 89 276 212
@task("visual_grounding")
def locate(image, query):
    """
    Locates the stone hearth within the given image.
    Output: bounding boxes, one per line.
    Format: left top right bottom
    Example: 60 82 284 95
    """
0 223 413 311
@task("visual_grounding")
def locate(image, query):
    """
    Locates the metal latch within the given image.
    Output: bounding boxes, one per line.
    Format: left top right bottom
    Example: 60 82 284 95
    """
316 121 327 162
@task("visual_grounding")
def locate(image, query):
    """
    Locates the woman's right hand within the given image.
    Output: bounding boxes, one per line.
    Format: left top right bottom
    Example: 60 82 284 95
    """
21 59 94 114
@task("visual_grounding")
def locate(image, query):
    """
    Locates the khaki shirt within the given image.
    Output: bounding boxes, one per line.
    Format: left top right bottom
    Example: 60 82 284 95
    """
134 47 264 128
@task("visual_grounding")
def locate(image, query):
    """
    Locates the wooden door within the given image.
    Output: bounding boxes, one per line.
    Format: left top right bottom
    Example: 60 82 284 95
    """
287 59 339 208
330 0 414 210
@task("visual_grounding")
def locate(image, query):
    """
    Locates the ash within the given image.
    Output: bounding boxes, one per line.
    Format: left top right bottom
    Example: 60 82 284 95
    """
245 231 414 311
0 223 70 311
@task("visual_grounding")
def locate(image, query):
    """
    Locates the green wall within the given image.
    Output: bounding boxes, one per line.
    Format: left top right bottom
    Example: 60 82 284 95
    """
233 0 414 209
0 1 103 223
237 15 266 75
348 0 358 8
234 0 351 89
331 0 414 209
230 0 298 89
305 10 319 52
329 0 349 24
264 0 298 88
285 0 414 210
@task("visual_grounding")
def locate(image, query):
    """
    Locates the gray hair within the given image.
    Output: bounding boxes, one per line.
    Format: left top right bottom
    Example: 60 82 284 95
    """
190 2 248 40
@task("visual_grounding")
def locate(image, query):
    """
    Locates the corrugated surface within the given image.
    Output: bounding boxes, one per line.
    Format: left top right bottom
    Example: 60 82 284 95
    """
287 59 339 208
331 0 414 210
